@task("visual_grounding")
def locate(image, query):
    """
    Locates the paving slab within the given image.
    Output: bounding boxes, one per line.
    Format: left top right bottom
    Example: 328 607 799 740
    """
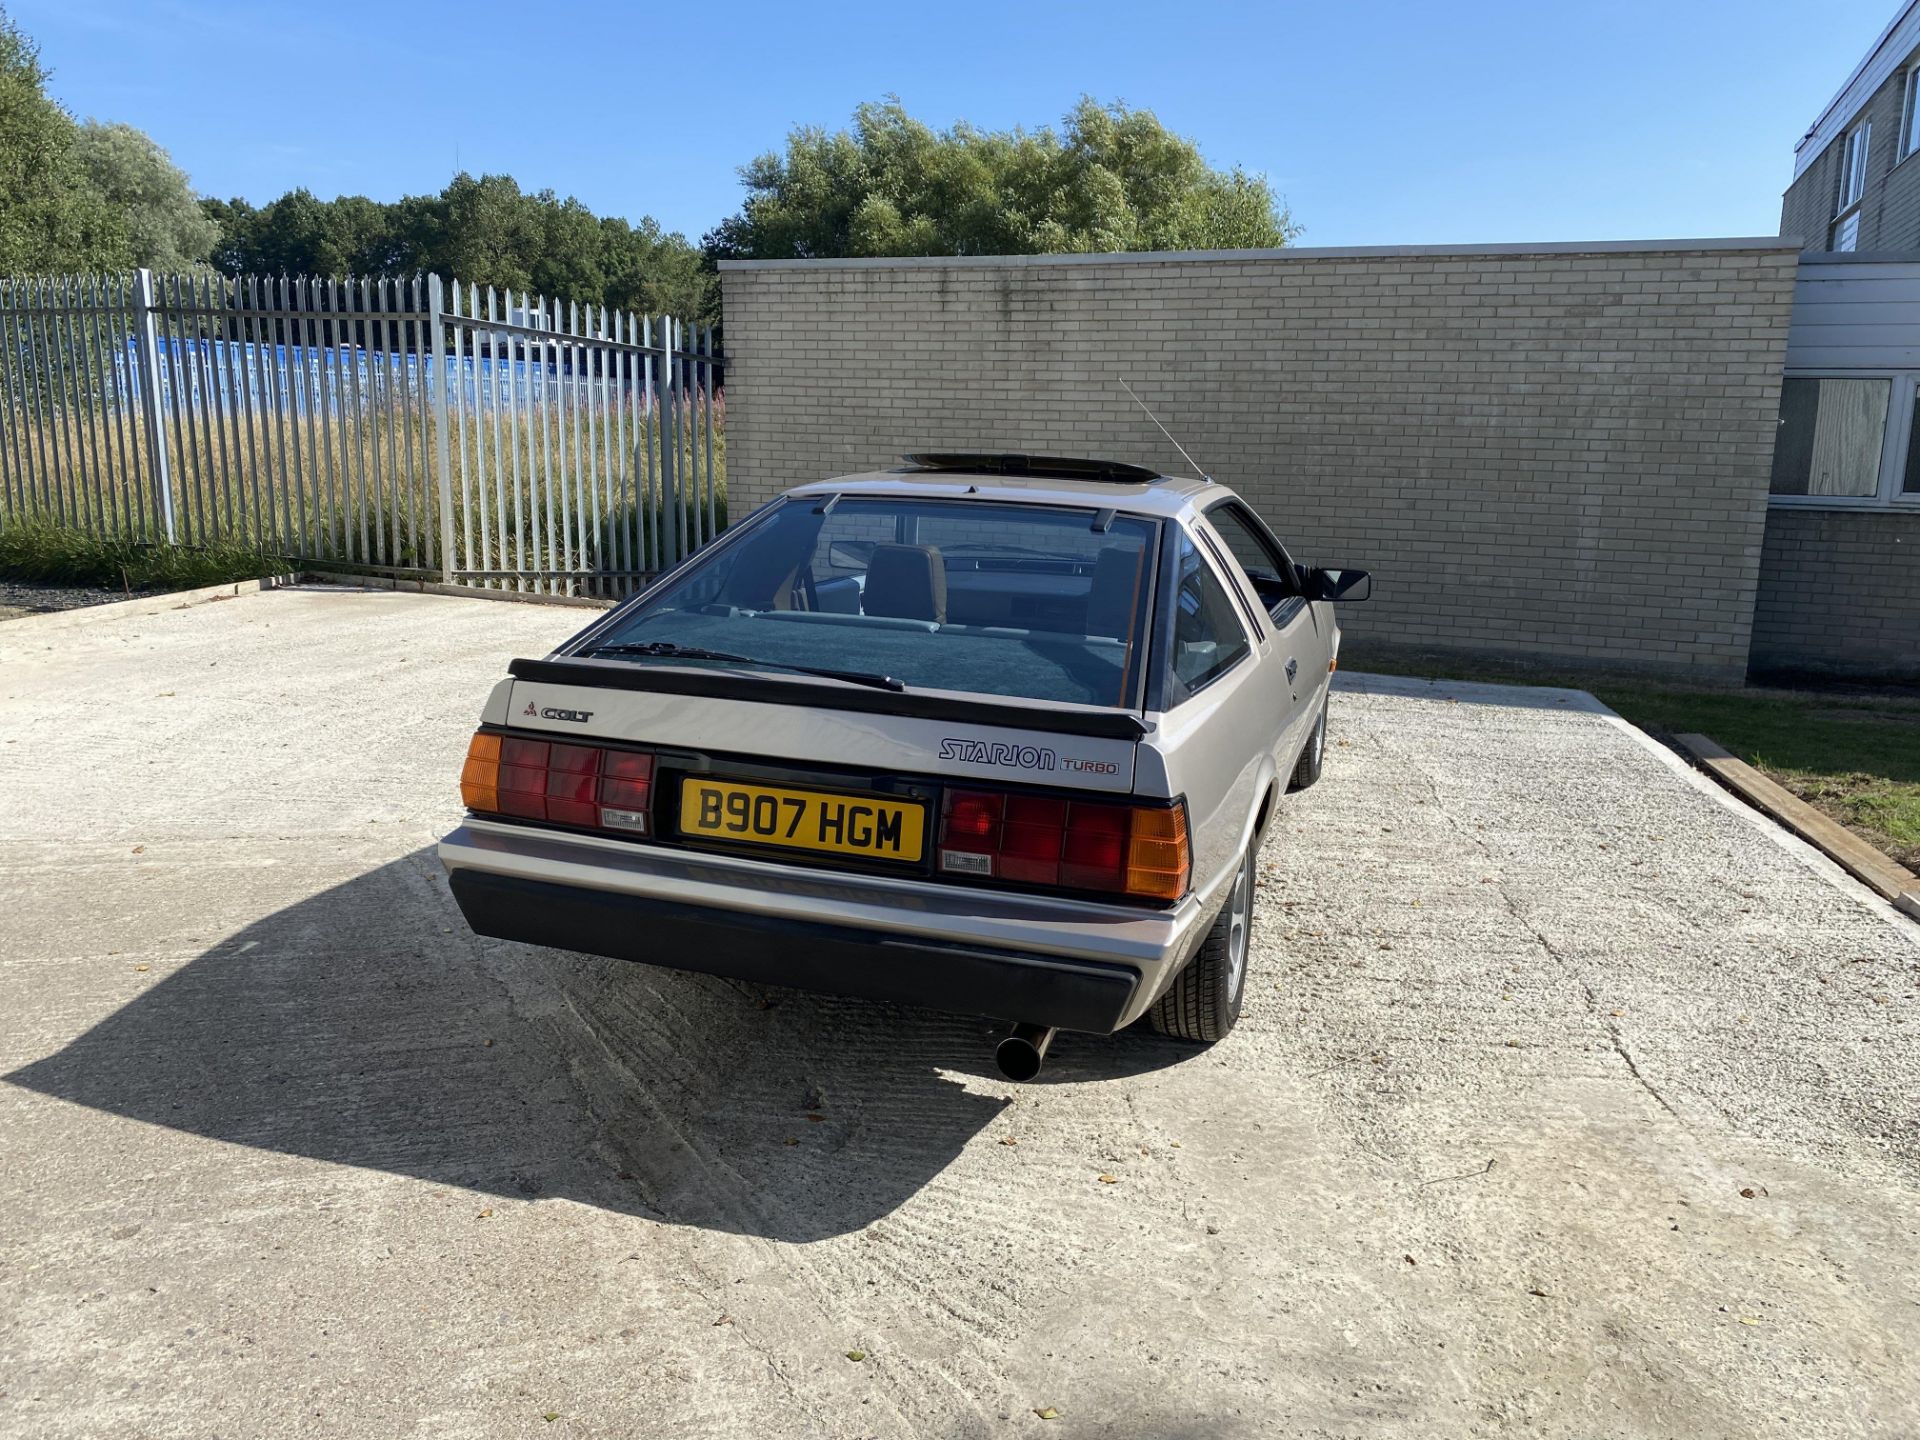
1 587 1916 1438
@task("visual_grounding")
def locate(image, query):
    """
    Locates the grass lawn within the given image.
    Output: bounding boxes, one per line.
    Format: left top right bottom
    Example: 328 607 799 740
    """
1347 646 1920 872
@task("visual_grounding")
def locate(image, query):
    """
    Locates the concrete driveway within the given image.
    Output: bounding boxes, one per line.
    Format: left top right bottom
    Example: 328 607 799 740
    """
1 585 1916 1439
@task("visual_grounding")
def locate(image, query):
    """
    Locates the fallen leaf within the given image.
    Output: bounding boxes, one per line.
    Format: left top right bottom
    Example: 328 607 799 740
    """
713 1314 732 1325
134 963 150 972
782 1137 799 1147
543 1413 559 1423
845 1349 866 1362
483 1038 494 1047
1000 1137 1018 1146
1404 1254 1416 1266
476 1207 493 1219
1097 1174 1119 1184
1034 1407 1060 1420
131 845 145 854
1737 1317 1762 1326
1527 1287 1550 1298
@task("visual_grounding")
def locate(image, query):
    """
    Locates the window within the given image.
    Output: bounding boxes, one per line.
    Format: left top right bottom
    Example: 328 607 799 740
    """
1839 122 1871 213
1770 377 1891 498
1835 211 1861 252
1906 394 1920 494
593 497 1158 708
1906 69 1920 159
1204 503 1300 615
1167 532 1251 700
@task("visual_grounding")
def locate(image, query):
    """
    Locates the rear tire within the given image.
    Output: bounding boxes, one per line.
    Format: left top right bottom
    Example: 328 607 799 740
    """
1289 694 1328 791
1149 845 1253 1044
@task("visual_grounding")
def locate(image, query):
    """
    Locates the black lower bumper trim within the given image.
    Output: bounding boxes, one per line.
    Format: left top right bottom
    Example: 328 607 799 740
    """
448 869 1140 1034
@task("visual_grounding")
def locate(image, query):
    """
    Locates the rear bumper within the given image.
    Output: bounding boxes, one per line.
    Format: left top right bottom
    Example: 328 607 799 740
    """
438 819 1210 1032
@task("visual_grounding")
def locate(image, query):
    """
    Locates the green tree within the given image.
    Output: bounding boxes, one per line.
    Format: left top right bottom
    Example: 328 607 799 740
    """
706 97 1298 261
601 214 710 325
205 188 404 279
0 8 126 273
72 121 217 269
203 172 714 321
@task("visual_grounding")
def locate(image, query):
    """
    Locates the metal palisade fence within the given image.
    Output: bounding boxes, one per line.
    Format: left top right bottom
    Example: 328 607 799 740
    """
0 269 723 597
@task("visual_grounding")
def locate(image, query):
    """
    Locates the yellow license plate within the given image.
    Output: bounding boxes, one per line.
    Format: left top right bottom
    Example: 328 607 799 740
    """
678 778 926 862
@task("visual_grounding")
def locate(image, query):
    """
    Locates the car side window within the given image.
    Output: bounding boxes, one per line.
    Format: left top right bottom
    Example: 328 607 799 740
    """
1168 531 1252 702
1206 504 1298 614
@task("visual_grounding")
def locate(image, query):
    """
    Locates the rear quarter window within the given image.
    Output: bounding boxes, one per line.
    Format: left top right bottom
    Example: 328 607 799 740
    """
1165 531 1252 703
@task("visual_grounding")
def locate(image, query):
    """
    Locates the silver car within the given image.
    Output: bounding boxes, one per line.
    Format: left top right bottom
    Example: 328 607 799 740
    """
440 454 1370 1078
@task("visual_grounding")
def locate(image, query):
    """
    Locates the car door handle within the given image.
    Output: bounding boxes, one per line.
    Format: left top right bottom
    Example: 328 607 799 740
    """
1285 657 1298 683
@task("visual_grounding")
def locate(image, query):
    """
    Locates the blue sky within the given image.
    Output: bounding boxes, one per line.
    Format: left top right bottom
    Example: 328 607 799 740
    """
11 0 1900 248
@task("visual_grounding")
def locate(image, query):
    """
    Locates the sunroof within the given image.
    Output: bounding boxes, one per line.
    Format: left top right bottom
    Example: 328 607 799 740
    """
901 453 1162 484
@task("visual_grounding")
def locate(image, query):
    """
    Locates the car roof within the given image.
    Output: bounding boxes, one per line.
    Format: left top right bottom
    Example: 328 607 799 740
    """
786 463 1228 519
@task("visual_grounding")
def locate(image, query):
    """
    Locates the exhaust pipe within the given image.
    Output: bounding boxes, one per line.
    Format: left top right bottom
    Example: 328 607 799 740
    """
995 1023 1057 1082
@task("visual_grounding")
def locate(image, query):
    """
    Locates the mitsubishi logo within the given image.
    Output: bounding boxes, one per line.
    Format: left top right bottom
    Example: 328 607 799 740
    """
522 700 594 723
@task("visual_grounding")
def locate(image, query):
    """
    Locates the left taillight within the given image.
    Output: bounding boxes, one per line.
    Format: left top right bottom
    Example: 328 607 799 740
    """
460 732 654 836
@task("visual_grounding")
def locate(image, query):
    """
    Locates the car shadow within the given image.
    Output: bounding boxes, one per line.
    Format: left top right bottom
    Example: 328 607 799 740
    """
5 847 1192 1240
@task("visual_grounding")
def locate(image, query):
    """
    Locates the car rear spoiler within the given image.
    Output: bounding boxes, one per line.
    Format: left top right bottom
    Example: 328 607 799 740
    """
507 658 1151 739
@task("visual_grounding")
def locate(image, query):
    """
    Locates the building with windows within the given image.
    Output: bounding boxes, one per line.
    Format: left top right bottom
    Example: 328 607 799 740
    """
1781 1 1920 252
1762 7 1920 676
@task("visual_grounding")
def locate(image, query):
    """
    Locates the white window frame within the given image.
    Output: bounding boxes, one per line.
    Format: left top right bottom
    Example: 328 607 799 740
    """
1838 121 1871 215
1769 369 1920 511
1904 69 1920 159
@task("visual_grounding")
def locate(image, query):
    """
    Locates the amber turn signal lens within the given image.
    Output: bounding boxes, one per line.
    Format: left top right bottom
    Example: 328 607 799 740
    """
1125 800 1190 900
459 732 502 814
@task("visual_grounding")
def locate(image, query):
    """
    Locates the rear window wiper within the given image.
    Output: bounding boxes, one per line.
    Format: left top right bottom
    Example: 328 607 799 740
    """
578 640 906 692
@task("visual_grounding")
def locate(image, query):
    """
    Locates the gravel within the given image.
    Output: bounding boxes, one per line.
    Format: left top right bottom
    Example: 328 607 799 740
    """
0 579 137 619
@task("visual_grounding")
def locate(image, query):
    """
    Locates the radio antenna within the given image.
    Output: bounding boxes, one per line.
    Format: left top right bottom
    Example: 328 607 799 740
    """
1119 377 1209 482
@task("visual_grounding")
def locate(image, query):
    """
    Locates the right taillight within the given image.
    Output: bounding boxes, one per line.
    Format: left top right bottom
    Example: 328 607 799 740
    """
459 732 654 836
1124 805 1191 900
939 789 1190 901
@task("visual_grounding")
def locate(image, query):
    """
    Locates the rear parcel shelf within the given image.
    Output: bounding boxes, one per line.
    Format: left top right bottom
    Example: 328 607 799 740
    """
506 657 1151 740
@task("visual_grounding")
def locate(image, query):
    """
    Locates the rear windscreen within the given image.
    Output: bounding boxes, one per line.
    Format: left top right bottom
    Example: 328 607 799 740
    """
590 497 1159 707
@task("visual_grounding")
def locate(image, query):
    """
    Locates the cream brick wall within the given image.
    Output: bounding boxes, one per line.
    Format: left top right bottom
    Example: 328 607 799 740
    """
720 241 1799 677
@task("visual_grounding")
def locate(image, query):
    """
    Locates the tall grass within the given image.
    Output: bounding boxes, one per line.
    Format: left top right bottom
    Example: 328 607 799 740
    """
0 515 283 591
0 375 725 598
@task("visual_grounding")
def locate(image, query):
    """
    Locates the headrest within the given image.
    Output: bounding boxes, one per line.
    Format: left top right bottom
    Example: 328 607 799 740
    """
863 544 948 624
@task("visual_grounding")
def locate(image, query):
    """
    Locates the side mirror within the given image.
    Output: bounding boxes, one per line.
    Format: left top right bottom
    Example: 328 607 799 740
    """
1305 567 1371 603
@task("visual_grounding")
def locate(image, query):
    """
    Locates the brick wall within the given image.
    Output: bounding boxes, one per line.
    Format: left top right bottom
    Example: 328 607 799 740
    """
1782 142 1842 252
721 241 1798 678
1751 509 1920 677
